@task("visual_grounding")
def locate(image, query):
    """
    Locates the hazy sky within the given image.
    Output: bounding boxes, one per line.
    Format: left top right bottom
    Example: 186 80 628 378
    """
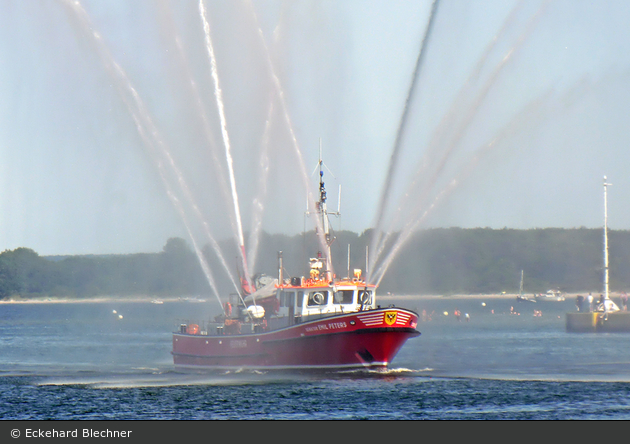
1 0 630 260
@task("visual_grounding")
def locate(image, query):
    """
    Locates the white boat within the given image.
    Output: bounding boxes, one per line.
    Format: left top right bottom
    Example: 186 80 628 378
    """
535 289 565 302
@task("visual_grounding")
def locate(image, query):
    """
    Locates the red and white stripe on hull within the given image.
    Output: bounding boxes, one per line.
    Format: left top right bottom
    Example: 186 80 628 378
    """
172 307 419 370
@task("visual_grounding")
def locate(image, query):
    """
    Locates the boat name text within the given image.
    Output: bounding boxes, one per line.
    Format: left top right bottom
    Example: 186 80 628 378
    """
305 321 347 333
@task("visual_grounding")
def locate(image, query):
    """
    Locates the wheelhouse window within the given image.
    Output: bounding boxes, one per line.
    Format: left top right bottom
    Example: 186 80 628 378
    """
307 290 328 307
333 290 354 304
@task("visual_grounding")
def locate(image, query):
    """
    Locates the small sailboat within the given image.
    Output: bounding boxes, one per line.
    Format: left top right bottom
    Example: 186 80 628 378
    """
515 270 535 303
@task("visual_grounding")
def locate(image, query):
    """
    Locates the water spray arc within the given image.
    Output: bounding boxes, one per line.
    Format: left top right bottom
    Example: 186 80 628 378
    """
371 85 555 287
155 2 243 295
367 0 440 284
61 0 233 311
381 0 526 215
378 0 528 230
369 1 548 286
61 0 557 312
247 98 275 275
369 0 520 275
246 0 332 271
199 0 252 293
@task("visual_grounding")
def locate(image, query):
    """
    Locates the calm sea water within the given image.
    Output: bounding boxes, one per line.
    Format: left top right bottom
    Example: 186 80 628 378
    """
1 296 630 420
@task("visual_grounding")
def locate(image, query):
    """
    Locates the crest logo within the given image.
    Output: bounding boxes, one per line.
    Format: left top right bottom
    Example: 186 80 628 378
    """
385 311 397 326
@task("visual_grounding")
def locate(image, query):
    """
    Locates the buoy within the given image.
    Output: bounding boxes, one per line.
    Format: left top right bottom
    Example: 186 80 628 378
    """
481 302 486 307
118 314 123 319
443 311 448 316
113 310 117 314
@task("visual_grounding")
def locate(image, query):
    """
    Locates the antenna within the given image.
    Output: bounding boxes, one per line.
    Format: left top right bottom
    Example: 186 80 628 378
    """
311 138 337 179
319 138 322 170
337 184 342 215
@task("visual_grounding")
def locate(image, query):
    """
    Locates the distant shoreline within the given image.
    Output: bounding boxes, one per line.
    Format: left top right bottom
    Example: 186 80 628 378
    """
379 293 603 301
0 295 190 304
0 292 618 304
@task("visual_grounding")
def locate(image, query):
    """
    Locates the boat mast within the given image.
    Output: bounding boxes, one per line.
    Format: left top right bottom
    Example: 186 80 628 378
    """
603 176 611 301
304 140 340 282
316 141 333 281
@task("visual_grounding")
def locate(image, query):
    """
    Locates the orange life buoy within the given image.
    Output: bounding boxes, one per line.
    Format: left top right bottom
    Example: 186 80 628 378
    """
224 302 232 317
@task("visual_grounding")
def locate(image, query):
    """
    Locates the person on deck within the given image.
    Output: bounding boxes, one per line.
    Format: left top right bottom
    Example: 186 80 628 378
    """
576 295 584 312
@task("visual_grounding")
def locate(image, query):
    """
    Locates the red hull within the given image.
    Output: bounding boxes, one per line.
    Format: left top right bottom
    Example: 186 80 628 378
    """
172 307 420 370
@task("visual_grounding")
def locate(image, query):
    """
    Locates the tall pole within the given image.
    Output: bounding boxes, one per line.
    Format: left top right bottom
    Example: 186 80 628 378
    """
347 244 351 279
603 176 611 300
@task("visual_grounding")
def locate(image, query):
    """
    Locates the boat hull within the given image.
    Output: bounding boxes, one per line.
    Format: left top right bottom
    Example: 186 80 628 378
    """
172 308 420 370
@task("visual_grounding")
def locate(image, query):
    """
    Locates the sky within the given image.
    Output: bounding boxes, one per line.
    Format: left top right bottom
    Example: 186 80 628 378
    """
1 0 630 269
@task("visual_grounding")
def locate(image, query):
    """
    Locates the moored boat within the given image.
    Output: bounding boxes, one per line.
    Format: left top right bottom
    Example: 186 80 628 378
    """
535 289 565 302
172 152 420 370
515 270 536 303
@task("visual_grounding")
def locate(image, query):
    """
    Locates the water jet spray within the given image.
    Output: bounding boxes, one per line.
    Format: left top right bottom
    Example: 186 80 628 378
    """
368 0 440 284
199 0 252 294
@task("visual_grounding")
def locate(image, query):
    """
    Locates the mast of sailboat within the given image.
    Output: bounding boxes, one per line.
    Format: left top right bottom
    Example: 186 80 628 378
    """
519 270 524 297
603 176 611 301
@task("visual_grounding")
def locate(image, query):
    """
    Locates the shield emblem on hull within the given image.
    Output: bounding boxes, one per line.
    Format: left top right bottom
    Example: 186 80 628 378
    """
385 311 397 326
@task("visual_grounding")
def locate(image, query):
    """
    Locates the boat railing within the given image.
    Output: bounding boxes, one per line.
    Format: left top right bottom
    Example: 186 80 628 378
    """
175 316 270 336
175 302 383 337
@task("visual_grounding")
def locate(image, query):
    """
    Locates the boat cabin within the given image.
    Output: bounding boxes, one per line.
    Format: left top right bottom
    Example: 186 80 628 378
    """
277 281 375 322
237 282 376 333
234 256 377 332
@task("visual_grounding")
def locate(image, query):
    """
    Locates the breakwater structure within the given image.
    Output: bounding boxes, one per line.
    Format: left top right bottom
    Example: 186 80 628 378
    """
566 177 630 332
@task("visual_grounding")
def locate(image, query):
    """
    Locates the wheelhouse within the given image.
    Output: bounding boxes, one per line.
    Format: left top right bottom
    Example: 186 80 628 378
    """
277 281 376 323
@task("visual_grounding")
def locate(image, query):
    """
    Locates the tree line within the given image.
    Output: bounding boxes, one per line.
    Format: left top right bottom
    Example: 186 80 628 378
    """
0 228 627 300
0 237 208 300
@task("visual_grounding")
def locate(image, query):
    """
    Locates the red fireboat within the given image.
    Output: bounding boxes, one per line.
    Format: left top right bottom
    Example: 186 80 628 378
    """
172 153 420 370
